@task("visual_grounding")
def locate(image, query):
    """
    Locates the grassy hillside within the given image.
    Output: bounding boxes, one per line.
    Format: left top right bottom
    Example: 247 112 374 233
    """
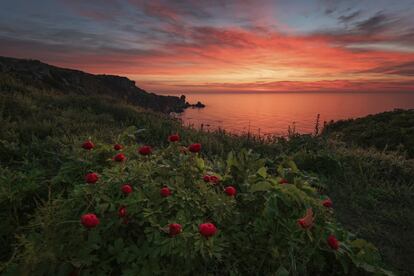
0 62 413 274
0 56 188 113
323 109 414 158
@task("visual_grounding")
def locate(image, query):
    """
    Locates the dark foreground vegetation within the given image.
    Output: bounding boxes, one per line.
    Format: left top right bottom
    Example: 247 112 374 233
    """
0 58 413 275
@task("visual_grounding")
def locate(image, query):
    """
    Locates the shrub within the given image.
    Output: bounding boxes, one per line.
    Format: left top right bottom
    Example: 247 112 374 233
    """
3 133 393 275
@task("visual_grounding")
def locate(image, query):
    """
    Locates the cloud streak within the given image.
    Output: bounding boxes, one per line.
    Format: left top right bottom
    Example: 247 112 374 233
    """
0 0 413 92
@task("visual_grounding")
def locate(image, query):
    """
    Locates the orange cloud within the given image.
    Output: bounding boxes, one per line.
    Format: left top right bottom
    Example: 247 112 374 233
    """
104 27 413 92
2 2 413 93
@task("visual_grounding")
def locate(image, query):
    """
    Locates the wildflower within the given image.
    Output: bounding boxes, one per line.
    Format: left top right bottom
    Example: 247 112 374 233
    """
81 213 99 228
85 172 99 184
113 153 126 162
138 145 152 155
118 206 127 217
199 222 217 237
224 186 237 196
327 235 340 250
168 134 180 142
114 144 123 151
169 223 182 236
297 208 314 229
160 187 172 197
82 140 94 150
121 184 133 195
322 198 333 208
188 143 201 153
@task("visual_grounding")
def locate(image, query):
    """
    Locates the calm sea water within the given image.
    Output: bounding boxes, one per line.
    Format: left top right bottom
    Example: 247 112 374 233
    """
161 92 414 136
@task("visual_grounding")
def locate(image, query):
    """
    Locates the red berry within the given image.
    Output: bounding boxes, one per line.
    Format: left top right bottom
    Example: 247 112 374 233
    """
138 145 152 155
168 134 180 142
327 235 340 250
199 222 217 237
224 186 237 196
114 144 123 151
188 143 201 153
118 206 127 217
81 213 99 228
203 175 211 182
85 172 99 184
121 184 133 195
160 187 171 197
114 153 126 162
82 140 94 150
169 223 182 236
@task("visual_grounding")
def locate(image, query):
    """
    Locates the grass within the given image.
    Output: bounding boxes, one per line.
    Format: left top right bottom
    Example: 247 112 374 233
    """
0 74 413 274
323 109 414 158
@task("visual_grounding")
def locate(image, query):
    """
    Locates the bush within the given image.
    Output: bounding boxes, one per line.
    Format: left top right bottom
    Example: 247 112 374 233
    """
2 130 392 275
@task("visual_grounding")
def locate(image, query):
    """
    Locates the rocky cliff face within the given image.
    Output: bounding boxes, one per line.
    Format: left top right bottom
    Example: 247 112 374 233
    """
0 56 187 113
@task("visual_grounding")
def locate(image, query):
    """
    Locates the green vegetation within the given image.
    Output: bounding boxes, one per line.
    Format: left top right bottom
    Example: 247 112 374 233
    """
0 56 188 113
0 60 413 275
323 109 414 158
1 128 390 275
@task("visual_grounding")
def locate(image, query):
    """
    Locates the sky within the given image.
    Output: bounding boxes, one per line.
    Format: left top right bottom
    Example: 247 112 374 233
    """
0 0 413 93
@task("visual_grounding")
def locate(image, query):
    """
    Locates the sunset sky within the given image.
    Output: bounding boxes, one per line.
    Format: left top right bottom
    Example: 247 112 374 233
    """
1 0 413 93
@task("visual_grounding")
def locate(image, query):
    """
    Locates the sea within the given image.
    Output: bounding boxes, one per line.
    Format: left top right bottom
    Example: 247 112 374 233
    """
159 92 414 136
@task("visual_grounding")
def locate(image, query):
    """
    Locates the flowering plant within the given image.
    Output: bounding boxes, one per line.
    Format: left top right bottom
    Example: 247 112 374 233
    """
6 131 393 275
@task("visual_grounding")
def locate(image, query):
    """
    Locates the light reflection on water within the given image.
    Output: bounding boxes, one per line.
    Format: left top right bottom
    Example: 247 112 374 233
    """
164 92 414 136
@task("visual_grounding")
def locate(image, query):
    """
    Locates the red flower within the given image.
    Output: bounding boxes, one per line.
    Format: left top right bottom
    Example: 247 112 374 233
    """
121 184 133 195
118 206 127 217
82 140 94 150
160 187 172 197
138 145 152 155
114 144 123 151
81 213 99 228
322 198 333 208
203 175 211 182
279 178 289 184
85 172 99 184
188 143 201 153
224 186 237 196
168 134 180 142
327 235 340 250
199 222 217 237
114 153 126 162
297 208 314 229
169 223 182 236
209 175 220 184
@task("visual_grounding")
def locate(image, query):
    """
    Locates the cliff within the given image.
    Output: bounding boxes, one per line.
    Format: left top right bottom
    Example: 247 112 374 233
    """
0 56 187 113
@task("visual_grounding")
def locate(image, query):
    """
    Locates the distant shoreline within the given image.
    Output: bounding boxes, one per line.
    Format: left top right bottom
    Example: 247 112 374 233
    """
155 90 414 96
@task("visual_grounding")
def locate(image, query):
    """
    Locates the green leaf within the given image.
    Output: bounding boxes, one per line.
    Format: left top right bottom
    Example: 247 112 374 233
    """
286 160 299 173
257 167 267 178
195 157 205 170
250 181 274 192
